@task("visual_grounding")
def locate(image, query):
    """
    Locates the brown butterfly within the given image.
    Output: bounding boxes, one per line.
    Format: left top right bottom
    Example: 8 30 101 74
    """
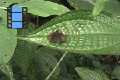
47 30 67 43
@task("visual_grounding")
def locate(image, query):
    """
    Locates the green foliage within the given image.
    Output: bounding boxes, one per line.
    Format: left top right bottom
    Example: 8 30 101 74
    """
93 0 108 16
67 0 120 17
67 0 94 10
75 67 110 80
15 0 69 17
0 64 14 80
13 23 37 74
103 0 120 17
27 75 37 80
0 27 17 64
0 10 7 26
0 9 17 80
35 47 59 77
112 66 120 79
18 10 120 54
0 0 120 80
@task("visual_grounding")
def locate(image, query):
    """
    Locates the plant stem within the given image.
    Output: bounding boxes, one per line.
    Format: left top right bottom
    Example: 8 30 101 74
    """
45 51 68 80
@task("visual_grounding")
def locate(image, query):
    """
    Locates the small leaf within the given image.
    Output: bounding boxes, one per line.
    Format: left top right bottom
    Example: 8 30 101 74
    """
75 67 110 80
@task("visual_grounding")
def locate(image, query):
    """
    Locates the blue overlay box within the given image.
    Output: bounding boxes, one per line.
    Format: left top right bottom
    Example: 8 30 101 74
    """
12 22 22 28
12 13 22 21
12 7 22 12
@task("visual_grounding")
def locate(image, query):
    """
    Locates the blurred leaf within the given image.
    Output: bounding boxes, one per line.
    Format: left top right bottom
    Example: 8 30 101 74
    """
0 76 10 80
0 17 17 65
45 0 61 3
0 10 7 28
81 0 95 5
67 0 120 17
112 66 120 79
94 69 110 80
27 75 37 80
18 10 120 54
103 0 120 17
92 60 101 68
15 0 69 17
0 8 16 80
67 0 94 10
93 0 108 16
0 64 15 80
75 67 110 80
35 47 59 76
57 75 72 80
13 23 37 74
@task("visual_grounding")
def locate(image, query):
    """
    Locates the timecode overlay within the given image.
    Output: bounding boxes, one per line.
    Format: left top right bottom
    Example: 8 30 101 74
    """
7 7 28 29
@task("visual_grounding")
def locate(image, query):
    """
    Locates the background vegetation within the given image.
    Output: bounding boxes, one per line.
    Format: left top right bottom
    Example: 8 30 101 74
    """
0 0 120 80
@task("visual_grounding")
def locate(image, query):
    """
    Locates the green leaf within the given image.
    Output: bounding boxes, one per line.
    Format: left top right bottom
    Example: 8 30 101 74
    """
0 17 17 65
67 0 94 10
75 67 110 80
0 10 7 27
103 0 120 17
13 23 37 74
35 47 59 76
67 0 120 17
0 64 15 80
18 10 120 54
112 66 120 79
93 0 108 16
13 40 37 74
15 0 69 17
0 9 16 79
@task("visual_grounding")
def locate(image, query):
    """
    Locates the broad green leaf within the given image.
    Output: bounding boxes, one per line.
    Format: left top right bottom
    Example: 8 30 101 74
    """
0 9 17 65
13 40 37 74
18 10 120 54
0 64 15 80
112 66 120 79
75 67 110 80
0 9 16 80
13 23 37 74
15 0 70 17
92 0 108 16
35 47 59 76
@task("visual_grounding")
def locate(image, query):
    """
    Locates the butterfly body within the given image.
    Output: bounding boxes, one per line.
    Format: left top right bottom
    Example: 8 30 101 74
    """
48 30 67 43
